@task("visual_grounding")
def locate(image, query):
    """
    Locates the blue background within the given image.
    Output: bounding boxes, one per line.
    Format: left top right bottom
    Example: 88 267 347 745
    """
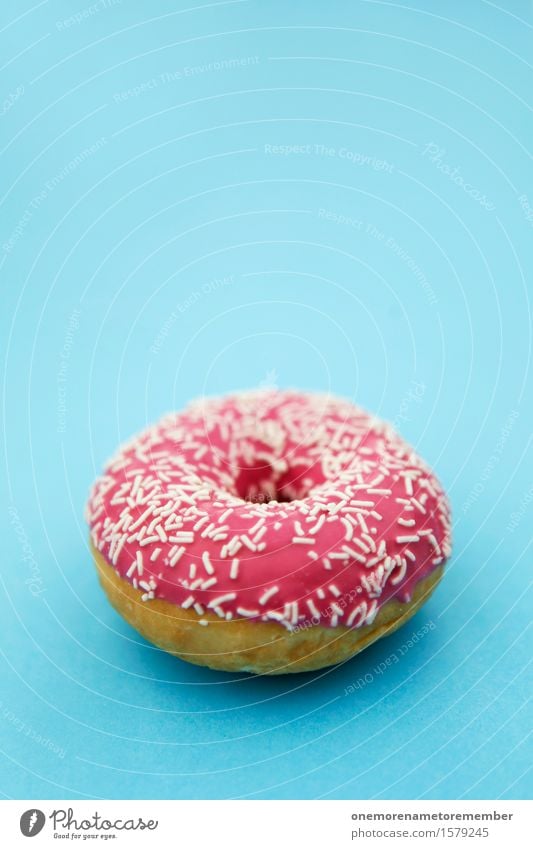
1 0 531 801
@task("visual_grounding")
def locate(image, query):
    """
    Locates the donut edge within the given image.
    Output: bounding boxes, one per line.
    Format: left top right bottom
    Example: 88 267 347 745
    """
90 542 444 675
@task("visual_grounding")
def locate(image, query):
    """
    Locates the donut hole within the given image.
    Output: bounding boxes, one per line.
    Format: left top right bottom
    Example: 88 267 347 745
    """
233 462 316 504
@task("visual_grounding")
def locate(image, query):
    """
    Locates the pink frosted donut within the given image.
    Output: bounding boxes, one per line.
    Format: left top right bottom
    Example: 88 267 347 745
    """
86 390 451 674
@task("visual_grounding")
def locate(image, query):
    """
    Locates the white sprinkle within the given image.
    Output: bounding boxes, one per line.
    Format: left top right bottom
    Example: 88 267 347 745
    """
398 518 416 527
189 562 197 579
241 535 257 551
347 603 367 627
309 514 326 534
136 551 144 576
128 506 154 531
193 516 209 531
307 599 321 618
366 599 378 624
317 588 326 599
237 606 259 617
201 522 215 538
259 586 279 605
208 593 236 608
198 619 209 626
150 547 162 562
411 497 426 514
169 545 186 567
249 517 266 535
341 517 353 541
228 538 242 556
390 559 407 586
193 602 205 615
112 533 128 565
396 535 420 544
265 610 286 622
292 536 314 544
156 525 168 542
202 551 215 575
428 533 441 553
170 532 194 543
182 595 195 609
126 562 137 578
342 545 367 564
252 525 267 543
331 602 343 616
365 555 381 568
130 474 142 497
405 548 416 562
201 577 217 590
329 584 341 597
361 532 376 551
285 601 299 625
229 558 240 579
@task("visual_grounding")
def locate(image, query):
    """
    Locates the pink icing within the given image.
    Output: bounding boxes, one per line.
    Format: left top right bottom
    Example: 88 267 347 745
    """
86 390 452 631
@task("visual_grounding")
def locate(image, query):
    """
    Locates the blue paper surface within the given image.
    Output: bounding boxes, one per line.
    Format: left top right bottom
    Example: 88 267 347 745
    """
1 0 531 800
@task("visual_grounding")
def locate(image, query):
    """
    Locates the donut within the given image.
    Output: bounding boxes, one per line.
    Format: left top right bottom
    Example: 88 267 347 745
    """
86 390 452 674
